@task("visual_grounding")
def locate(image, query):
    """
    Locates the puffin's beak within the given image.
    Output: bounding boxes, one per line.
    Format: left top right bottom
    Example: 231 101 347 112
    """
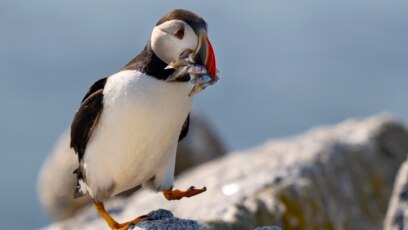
195 30 217 80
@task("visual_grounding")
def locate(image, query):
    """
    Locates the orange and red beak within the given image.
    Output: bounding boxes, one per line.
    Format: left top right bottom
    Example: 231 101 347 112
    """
195 31 217 80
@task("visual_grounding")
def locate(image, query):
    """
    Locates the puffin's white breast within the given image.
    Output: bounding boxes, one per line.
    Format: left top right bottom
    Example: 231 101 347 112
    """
83 70 193 198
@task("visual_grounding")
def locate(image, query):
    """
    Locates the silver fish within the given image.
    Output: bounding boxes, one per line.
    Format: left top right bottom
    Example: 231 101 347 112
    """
190 74 212 85
165 36 218 96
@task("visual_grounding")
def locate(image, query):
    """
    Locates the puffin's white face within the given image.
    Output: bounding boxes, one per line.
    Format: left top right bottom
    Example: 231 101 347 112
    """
151 19 199 64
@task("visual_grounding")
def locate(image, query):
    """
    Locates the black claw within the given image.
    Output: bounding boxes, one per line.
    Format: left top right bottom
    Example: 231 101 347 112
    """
189 186 195 190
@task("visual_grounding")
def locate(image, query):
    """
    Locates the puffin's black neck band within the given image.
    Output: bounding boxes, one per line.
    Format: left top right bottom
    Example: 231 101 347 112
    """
122 43 176 81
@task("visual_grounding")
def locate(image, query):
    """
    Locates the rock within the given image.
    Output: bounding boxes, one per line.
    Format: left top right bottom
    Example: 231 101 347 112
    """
38 131 90 221
45 209 203 230
44 114 408 230
130 209 201 230
37 111 227 221
174 111 227 174
384 158 408 230
253 227 281 230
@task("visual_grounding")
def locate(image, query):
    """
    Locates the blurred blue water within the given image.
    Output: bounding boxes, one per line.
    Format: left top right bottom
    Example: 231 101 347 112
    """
1 1 407 229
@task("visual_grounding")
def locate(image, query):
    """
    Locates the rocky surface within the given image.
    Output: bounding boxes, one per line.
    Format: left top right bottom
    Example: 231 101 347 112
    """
44 114 408 230
129 209 201 230
38 111 226 221
384 158 408 230
174 111 227 174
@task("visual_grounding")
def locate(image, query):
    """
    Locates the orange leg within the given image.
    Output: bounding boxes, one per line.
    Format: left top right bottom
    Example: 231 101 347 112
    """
94 201 148 230
163 186 207 200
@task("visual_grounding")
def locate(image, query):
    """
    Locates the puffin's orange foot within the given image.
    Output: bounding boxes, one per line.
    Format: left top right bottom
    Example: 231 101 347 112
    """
94 202 148 230
163 186 207 200
112 215 149 230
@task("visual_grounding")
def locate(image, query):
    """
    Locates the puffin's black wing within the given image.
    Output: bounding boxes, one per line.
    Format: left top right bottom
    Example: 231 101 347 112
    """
70 78 107 161
80 78 108 103
178 113 190 142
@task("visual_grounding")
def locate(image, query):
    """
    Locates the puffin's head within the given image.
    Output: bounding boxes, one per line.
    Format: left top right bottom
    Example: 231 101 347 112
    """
150 9 217 79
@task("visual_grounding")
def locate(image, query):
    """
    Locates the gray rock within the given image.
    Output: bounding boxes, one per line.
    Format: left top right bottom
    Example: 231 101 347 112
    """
37 111 226 221
174 111 227 175
130 209 200 230
253 227 281 230
44 114 408 230
384 158 408 230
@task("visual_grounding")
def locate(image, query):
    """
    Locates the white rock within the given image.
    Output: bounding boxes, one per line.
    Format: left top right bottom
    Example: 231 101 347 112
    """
44 114 408 229
384 158 408 230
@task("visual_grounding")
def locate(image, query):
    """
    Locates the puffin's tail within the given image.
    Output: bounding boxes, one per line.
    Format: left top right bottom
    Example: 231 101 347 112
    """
73 168 87 198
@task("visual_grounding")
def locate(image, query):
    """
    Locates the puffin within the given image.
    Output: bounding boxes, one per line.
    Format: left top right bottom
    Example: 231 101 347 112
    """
70 9 217 230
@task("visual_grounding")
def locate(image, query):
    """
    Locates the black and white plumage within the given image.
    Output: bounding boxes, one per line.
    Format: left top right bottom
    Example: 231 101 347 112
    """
70 9 216 209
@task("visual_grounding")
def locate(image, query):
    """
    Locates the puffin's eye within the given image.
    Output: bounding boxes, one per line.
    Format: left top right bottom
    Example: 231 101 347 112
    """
174 25 185 40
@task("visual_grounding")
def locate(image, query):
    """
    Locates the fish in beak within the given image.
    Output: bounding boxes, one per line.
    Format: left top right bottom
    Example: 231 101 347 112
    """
166 30 218 96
